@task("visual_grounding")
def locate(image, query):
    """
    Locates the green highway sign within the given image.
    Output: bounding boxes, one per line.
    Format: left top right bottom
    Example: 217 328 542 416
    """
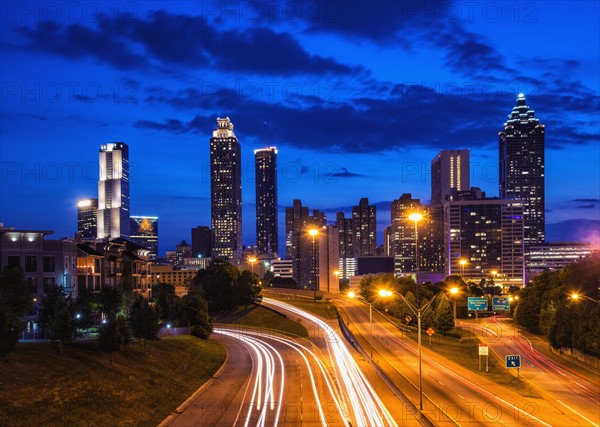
468 297 488 311
492 297 510 311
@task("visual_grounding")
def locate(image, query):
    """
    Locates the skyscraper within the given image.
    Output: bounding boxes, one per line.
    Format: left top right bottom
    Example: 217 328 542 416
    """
389 193 424 274
431 149 470 205
336 212 355 279
352 198 377 256
77 198 97 239
499 94 545 247
97 142 130 240
191 226 212 258
255 147 278 257
129 216 159 259
210 117 242 260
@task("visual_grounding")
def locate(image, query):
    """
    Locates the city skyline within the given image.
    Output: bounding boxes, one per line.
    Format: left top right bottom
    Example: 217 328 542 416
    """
1 2 599 254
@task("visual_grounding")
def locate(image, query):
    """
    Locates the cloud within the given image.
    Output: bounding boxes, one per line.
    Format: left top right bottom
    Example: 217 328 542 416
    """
576 204 596 209
330 167 364 178
14 10 358 77
574 199 600 202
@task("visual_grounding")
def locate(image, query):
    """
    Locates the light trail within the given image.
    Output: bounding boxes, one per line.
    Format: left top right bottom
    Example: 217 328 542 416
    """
264 298 398 427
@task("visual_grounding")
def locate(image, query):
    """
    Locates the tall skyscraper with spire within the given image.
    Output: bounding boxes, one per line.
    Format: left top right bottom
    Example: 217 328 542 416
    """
97 142 130 240
499 94 545 247
255 146 278 257
210 117 242 260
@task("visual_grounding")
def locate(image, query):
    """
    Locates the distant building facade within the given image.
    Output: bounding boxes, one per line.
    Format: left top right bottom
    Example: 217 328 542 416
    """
255 147 278 257
352 198 377 256
97 142 130 239
336 211 355 279
77 198 98 239
318 225 340 293
191 226 212 258
431 149 470 206
129 216 159 259
210 117 242 260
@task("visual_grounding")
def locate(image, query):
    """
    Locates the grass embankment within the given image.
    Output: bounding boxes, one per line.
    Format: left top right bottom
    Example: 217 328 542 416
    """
219 304 309 338
0 336 226 427
270 297 339 320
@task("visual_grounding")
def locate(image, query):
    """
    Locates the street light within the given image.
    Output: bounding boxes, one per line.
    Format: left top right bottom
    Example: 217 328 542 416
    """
449 286 459 329
408 212 423 302
570 293 600 303
248 256 257 274
458 258 467 277
308 228 319 302
348 289 391 360
385 289 445 411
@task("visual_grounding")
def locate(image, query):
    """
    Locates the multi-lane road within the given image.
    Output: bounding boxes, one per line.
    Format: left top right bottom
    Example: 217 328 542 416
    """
163 292 599 426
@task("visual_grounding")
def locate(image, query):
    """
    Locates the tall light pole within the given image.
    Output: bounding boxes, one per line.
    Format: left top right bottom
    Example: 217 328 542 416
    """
459 258 467 277
309 228 319 302
571 293 600 303
248 256 257 275
408 212 423 303
385 288 446 411
450 286 459 330
348 289 390 360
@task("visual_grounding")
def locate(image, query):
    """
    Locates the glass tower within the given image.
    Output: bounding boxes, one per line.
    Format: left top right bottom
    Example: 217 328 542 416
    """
97 142 130 240
255 147 278 257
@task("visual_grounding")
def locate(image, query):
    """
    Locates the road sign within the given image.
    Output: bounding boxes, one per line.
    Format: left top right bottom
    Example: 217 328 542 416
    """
479 345 489 355
468 297 488 311
426 327 435 336
506 354 521 368
493 297 510 311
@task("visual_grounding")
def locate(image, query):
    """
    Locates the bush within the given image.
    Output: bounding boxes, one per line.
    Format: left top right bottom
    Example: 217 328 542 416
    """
190 325 211 340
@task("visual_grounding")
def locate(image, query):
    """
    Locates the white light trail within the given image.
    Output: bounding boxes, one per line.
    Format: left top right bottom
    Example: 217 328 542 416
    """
264 298 398 427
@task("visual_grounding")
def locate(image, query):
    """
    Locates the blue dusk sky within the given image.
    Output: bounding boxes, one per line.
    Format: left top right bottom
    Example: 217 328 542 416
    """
1 1 599 255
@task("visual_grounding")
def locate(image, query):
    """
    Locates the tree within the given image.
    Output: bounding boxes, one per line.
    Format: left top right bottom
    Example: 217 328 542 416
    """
179 294 213 339
98 316 130 363
73 288 99 328
48 297 75 355
0 266 32 357
129 296 161 353
99 286 124 321
434 293 454 335
234 270 262 309
152 282 177 321
420 298 435 329
193 259 240 313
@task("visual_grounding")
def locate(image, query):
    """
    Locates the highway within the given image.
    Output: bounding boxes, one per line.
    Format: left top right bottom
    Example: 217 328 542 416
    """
334 295 594 426
164 325 348 426
470 316 600 426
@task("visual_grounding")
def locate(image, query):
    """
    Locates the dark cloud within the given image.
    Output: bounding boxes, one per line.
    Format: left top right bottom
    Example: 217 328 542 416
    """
574 199 600 202
576 204 596 209
330 167 364 178
15 10 357 76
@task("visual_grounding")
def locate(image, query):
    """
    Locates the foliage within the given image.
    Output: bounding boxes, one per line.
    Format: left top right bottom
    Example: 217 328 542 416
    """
99 286 124 321
48 296 75 354
152 282 177 321
39 285 69 328
98 316 130 357
514 254 600 356
73 288 99 328
433 292 454 335
190 324 211 339
0 266 32 357
268 277 298 289
192 259 240 313
234 270 262 308
129 296 161 353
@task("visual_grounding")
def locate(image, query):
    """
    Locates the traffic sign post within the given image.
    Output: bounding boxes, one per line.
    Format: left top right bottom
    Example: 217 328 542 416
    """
426 327 435 346
468 297 488 322
506 354 521 379
479 345 489 372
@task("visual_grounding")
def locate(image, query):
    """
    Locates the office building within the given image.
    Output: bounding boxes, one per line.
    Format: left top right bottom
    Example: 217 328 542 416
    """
129 216 159 259
444 188 525 286
97 142 130 240
336 212 355 278
191 226 212 258
255 147 278 257
210 117 242 260
317 225 340 293
389 194 424 274
431 149 470 205
499 94 545 247
77 198 98 239
352 198 377 256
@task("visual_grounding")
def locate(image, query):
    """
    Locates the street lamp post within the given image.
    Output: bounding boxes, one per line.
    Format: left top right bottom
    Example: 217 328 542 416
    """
309 228 319 302
450 286 459 329
459 258 467 277
408 212 423 302
386 289 446 411
348 289 390 360
570 293 600 304
248 256 257 275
